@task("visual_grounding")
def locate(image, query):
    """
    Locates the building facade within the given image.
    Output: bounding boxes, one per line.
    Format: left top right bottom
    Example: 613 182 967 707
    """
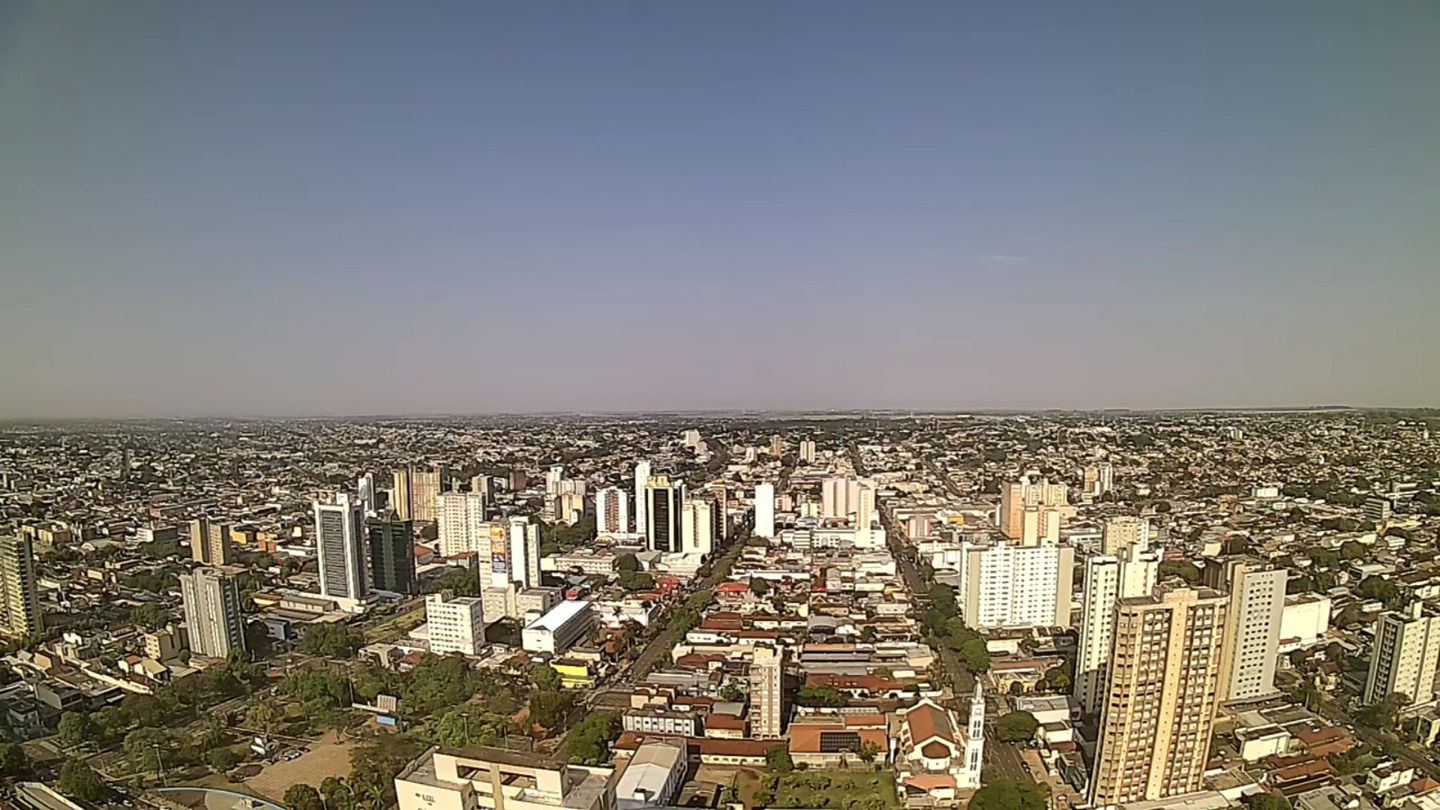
957 541 1075 629
680 498 714 556
596 486 629 536
0 534 42 637
179 568 245 659
1075 544 1160 717
645 475 682 553
750 645 785 738
368 512 416 595
314 493 369 601
754 483 775 539
1208 559 1285 703
1365 602 1440 706
426 591 487 656
1090 586 1228 807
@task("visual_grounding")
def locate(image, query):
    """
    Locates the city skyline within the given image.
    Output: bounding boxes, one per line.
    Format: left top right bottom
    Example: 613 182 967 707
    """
3 1 1438 417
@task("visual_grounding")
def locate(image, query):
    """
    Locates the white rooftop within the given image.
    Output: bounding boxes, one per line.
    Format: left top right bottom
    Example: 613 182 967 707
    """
526 599 592 632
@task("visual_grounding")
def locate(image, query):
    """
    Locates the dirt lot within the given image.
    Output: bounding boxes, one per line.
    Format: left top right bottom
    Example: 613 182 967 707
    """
242 731 354 801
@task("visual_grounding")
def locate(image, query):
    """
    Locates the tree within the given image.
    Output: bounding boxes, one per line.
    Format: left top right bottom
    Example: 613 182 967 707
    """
58 760 107 803
58 711 98 749
857 740 883 765
284 785 326 810
320 777 355 810
123 728 175 774
617 570 656 592
532 664 561 692
565 713 620 765
206 747 241 771
529 690 574 730
795 686 847 708
349 734 424 810
1340 540 1369 560
995 711 1040 742
766 742 794 773
616 554 641 573
1154 501 1172 514
0 742 28 781
749 577 771 596
1311 549 1341 569
422 567 480 597
1158 560 1201 585
437 708 506 748
246 699 284 735
1359 575 1403 608
1246 793 1293 810
130 602 170 631
958 638 991 674
121 693 165 728
969 780 1047 810
299 624 367 658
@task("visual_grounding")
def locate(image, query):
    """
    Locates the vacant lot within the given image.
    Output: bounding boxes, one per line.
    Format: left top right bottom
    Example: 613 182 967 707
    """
243 731 353 801
757 771 899 810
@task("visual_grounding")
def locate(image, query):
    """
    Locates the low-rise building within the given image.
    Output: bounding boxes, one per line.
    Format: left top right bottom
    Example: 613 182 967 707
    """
394 746 614 810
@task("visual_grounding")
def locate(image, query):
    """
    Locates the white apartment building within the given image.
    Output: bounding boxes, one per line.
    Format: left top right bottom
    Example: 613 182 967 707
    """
436 491 489 558
596 486 629 536
822 476 863 519
314 493 369 601
1102 516 1151 555
179 568 245 659
1075 544 1159 716
425 591 487 656
1210 560 1286 702
633 461 651 535
1365 602 1440 706
754 483 775 539
957 541 1074 629
680 498 714 556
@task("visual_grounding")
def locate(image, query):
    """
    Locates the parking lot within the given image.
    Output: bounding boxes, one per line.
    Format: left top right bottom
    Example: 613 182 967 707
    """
241 732 354 801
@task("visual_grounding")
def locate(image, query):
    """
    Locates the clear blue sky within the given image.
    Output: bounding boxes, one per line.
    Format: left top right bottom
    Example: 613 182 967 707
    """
2 1 1437 416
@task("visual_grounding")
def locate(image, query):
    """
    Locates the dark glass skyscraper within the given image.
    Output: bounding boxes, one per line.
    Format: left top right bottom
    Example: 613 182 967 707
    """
367 512 416 595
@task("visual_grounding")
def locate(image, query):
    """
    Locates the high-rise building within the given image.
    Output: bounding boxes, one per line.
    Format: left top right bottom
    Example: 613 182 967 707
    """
956 541 1075 629
436 491 490 558
1102 516 1151 556
1364 497 1394 524
754 483 775 539
798 440 816 464
1090 586 1228 807
682 429 702 447
392 468 413 521
707 482 729 541
357 474 377 516
1075 544 1160 716
998 476 1068 545
751 645 785 737
1206 559 1285 703
855 484 876 541
1097 462 1115 495
189 518 234 566
545 465 565 497
495 516 541 590
821 477 863 519
179 568 245 659
0 535 41 638
769 435 784 457
1365 602 1440 706
645 475 683 553
411 466 445 524
367 512 416 595
596 486 629 536
314 493 368 600
425 591 487 656
633 461 652 536
469 475 493 499
680 498 714 556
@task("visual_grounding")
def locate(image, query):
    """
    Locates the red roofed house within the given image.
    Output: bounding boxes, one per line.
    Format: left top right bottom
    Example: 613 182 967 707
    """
787 713 889 769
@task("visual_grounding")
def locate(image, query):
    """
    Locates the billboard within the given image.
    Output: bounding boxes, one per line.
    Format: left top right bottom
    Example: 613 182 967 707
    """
490 523 509 577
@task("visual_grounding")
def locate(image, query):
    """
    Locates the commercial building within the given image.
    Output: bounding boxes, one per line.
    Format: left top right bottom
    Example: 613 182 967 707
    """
522 600 594 654
615 740 686 810
1365 602 1440 706
596 486 629 536
645 475 682 553
189 517 234 565
0 535 42 637
314 493 369 601
392 468 413 521
633 460 651 536
1076 544 1160 717
622 708 702 737
411 466 445 524
754 483 775 539
426 591 487 656
822 477 863 519
368 512 416 595
956 541 1074 629
1207 559 1286 703
394 746 615 810
1090 586 1228 807
750 645 785 738
437 491 490 558
179 568 245 659
681 498 714 556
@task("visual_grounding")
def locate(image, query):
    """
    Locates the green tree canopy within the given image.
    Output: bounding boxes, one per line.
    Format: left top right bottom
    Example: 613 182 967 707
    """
0 743 28 781
765 742 794 773
58 711 99 749
532 664 561 693
970 780 1047 810
995 711 1040 742
299 624 367 658
794 686 848 708
565 713 620 765
58 760 107 802
1158 560 1201 585
284 785 325 810
616 554 641 573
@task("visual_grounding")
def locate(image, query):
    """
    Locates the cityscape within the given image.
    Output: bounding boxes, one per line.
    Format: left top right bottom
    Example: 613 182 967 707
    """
3 4 1438 810
0 411 1437 810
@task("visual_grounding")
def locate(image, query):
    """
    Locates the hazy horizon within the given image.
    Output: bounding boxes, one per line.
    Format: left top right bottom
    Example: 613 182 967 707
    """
4 2 1438 418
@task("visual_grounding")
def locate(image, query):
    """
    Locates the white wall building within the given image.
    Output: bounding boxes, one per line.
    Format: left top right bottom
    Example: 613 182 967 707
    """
426 591 487 656
179 568 245 659
754 483 775 539
522 600 595 654
680 498 714 557
1365 602 1440 706
1075 544 1159 716
1216 561 1287 702
1279 594 1332 653
633 461 651 536
314 493 368 601
956 541 1074 629
437 491 489 558
822 477 863 519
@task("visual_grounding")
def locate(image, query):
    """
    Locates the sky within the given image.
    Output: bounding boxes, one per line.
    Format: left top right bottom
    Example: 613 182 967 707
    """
2 1 1438 417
